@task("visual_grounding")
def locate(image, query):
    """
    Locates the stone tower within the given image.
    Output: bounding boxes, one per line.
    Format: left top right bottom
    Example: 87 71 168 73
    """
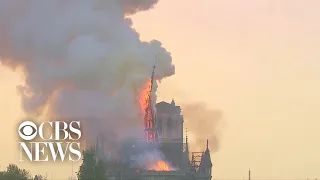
155 99 183 142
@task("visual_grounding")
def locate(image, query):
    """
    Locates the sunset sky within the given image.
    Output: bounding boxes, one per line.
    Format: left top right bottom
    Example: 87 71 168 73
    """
1 0 320 179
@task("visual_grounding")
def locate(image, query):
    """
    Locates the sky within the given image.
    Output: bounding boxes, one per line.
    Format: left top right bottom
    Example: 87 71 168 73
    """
1 0 320 179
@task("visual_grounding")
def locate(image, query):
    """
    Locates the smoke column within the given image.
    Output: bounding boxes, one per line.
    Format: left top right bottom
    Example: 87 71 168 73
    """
0 0 174 139
182 102 223 153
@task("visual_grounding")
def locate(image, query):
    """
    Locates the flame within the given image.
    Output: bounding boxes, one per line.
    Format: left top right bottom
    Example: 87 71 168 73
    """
139 78 157 142
148 160 175 171
139 79 152 140
139 79 151 114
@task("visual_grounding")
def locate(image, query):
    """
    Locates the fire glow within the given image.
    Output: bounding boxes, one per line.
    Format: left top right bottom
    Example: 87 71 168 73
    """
137 71 176 171
139 76 157 142
148 160 175 171
140 79 151 114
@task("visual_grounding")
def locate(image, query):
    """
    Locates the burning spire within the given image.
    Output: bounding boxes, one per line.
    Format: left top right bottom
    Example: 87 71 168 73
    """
142 62 158 143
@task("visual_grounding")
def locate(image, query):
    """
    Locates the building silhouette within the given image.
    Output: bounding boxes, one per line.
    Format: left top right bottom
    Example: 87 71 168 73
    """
91 100 212 180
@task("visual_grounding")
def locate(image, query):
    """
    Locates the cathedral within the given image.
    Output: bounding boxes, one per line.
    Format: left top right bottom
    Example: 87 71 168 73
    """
92 100 212 180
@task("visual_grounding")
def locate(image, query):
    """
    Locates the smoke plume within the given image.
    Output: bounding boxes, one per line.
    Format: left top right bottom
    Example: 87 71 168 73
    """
0 0 175 140
181 102 223 153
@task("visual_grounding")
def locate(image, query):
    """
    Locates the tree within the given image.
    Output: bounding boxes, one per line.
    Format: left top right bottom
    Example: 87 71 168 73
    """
0 164 31 180
77 148 107 180
34 174 47 180
0 171 5 180
95 160 107 180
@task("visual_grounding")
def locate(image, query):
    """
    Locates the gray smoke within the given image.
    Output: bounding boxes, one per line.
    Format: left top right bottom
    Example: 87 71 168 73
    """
182 102 223 153
121 0 159 14
0 0 175 140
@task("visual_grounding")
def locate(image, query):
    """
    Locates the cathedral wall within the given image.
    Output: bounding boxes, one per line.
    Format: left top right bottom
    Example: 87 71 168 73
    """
157 113 183 140
156 101 184 142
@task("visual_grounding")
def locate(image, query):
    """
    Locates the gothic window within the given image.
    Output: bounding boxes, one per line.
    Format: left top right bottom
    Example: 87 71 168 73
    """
157 118 162 136
175 120 179 130
167 118 172 138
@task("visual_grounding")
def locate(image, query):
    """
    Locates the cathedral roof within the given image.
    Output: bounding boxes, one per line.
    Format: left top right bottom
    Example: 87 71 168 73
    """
199 140 212 168
181 136 193 172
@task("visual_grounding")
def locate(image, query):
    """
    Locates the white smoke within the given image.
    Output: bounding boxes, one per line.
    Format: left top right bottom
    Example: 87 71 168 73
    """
0 0 175 138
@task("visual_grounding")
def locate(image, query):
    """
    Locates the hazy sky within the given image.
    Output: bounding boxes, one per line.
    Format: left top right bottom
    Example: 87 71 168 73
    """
1 0 320 179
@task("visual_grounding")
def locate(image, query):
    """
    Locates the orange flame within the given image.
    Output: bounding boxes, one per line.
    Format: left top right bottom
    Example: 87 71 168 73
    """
148 160 175 171
139 78 157 142
139 79 152 114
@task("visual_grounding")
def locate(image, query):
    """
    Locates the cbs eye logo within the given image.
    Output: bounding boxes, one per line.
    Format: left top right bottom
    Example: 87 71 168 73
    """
18 121 37 141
